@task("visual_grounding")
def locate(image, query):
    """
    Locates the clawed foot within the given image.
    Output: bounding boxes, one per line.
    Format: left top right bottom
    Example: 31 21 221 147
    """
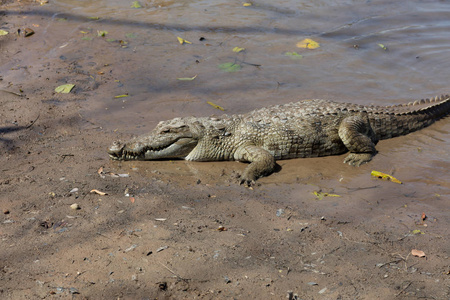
343 153 374 166
237 170 257 187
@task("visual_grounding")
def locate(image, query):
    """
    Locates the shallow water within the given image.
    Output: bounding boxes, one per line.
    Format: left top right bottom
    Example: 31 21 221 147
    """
1 0 449 190
31 0 450 115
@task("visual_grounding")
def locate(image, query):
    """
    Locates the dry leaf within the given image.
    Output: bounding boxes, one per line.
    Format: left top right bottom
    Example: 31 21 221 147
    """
217 226 227 231
313 191 341 200
421 212 426 221
371 170 402 184
177 75 197 81
411 249 426 257
207 101 225 111
177 37 192 44
130 197 135 203
296 38 320 49
90 189 107 196
55 84 75 94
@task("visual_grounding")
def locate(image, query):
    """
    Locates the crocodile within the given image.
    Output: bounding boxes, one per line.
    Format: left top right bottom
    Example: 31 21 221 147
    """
108 95 450 184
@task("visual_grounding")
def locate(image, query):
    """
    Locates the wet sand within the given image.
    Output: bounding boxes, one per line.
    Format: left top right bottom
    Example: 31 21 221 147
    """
1 0 449 299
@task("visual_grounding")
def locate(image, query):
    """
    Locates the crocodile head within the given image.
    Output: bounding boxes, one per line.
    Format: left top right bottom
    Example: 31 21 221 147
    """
108 117 200 161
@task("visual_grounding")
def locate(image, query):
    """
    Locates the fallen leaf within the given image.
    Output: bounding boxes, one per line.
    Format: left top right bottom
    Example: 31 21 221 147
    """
130 197 135 203
125 33 137 38
421 212 426 221
97 30 108 37
371 170 402 184
177 37 192 44
131 1 142 8
90 189 107 196
106 38 116 42
114 94 129 98
243 2 252 6
296 38 320 49
88 17 100 20
177 75 197 81
98 167 105 178
207 101 225 111
24 28 34 37
218 62 241 72
81 36 93 41
0 30 9 36
217 226 227 231
313 191 341 200
55 84 75 93
232 46 245 53
411 249 426 257
285 52 303 59
378 43 388 51
412 229 424 235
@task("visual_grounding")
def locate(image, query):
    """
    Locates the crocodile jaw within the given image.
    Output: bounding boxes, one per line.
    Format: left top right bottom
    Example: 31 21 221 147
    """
108 137 198 160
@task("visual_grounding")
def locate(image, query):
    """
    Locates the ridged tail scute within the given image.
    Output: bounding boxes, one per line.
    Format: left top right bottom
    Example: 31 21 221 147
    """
370 94 450 140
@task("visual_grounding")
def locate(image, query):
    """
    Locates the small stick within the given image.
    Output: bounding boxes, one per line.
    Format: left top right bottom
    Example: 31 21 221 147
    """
158 262 188 281
26 113 40 129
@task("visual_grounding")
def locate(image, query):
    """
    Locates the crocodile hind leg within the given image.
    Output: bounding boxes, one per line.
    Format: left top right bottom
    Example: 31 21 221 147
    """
338 114 378 166
234 145 276 185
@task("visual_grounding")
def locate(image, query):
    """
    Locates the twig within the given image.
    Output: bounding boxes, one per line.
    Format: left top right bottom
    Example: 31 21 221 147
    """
0 89 23 97
395 281 412 297
158 262 189 282
26 113 40 129
60 154 74 162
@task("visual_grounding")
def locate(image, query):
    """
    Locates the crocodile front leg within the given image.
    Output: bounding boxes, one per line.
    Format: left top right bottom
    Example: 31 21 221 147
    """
338 114 378 166
234 145 276 185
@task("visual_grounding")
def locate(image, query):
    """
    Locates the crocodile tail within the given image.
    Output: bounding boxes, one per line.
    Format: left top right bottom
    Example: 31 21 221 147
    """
370 94 450 140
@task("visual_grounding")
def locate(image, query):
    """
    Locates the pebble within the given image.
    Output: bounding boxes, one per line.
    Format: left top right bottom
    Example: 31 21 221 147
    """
318 287 327 294
276 209 284 217
69 188 79 193
70 203 80 210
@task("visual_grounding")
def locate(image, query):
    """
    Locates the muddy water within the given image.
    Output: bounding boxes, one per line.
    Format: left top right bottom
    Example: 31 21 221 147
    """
2 1 449 192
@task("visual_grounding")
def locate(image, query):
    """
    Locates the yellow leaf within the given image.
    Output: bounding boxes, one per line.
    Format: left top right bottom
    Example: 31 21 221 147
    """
177 37 192 44
296 38 320 49
378 43 388 51
55 84 75 93
233 46 245 53
177 75 197 81
207 101 225 111
114 94 129 98
412 229 424 235
313 191 341 200
0 30 8 36
371 170 402 184
243 3 252 7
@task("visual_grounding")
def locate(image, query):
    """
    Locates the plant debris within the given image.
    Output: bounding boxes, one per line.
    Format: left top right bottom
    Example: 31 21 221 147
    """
207 101 225 111
371 170 402 184
55 84 75 94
